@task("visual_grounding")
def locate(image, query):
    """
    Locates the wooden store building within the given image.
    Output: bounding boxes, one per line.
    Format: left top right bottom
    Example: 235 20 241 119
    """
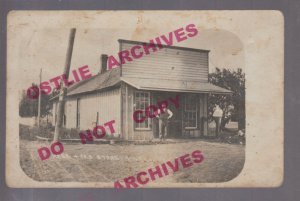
52 39 231 140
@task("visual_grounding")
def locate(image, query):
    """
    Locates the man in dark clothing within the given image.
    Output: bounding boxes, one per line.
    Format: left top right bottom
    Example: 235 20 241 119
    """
155 103 173 140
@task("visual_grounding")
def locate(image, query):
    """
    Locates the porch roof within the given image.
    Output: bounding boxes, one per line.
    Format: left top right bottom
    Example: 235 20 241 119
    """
121 77 232 94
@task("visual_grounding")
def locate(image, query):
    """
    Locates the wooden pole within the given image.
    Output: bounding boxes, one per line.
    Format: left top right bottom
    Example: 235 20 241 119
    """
53 28 76 142
37 68 42 128
96 112 99 126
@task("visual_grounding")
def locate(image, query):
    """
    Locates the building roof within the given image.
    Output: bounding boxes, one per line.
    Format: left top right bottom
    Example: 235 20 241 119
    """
68 68 121 96
121 77 232 94
51 68 121 100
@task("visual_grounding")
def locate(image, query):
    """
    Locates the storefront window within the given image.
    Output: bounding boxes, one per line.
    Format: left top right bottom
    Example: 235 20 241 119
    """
134 91 150 129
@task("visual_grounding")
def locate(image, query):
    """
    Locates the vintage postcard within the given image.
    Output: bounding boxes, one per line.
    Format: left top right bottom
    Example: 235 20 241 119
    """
6 11 283 188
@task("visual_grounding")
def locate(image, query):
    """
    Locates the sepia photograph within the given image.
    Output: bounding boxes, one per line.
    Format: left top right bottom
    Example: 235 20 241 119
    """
6 11 283 188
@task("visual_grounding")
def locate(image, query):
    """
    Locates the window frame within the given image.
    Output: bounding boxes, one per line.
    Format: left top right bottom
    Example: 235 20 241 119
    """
134 91 151 131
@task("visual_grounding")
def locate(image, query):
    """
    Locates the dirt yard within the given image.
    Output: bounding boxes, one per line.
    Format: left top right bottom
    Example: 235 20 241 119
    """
20 139 245 184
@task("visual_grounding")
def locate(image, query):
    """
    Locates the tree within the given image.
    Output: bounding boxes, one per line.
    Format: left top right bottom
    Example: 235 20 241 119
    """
19 83 52 118
208 68 245 130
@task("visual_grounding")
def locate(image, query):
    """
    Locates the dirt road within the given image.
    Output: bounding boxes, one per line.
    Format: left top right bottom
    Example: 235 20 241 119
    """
20 139 245 184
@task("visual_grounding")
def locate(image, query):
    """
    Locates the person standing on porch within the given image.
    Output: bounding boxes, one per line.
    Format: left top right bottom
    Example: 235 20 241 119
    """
155 103 173 141
213 104 223 137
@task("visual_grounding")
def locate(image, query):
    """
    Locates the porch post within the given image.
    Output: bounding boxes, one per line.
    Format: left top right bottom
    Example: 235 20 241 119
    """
203 94 208 136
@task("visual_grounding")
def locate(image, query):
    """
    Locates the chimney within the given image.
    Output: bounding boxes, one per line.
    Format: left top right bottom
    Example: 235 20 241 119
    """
100 54 108 73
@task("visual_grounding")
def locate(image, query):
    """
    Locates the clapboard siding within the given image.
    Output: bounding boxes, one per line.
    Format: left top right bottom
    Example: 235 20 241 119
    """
121 42 209 82
77 89 120 135
54 88 121 136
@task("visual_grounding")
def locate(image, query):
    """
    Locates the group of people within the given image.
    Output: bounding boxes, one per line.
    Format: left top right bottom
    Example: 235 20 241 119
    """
212 103 234 136
154 102 234 140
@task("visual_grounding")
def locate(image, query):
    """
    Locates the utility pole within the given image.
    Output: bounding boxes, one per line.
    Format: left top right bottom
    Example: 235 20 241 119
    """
37 68 42 128
53 28 76 142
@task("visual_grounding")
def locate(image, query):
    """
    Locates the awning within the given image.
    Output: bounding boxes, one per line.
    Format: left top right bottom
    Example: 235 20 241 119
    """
121 77 232 94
